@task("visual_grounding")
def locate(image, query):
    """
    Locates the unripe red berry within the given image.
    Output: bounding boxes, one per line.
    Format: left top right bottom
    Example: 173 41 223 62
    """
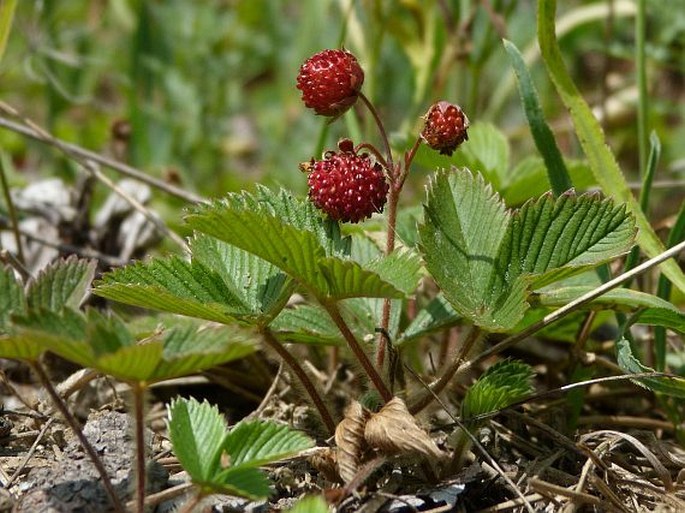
296 49 364 117
420 101 469 156
306 140 388 223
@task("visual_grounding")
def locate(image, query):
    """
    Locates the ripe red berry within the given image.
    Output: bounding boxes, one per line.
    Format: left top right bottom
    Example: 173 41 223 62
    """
420 101 469 156
306 141 389 223
297 49 364 117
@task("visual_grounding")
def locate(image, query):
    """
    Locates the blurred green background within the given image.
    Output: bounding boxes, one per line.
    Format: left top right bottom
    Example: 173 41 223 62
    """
0 0 684 212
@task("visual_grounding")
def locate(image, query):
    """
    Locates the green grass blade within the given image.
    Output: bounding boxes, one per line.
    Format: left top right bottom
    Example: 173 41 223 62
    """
623 131 661 276
503 39 572 196
0 0 17 64
655 199 685 370
537 0 685 293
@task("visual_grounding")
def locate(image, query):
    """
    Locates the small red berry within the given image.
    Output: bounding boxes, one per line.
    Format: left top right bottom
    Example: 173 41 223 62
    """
420 101 469 156
306 141 389 223
297 49 364 117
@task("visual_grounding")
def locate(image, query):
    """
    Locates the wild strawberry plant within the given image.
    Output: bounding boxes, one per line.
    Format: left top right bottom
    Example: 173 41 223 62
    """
91 37 685 502
2 2 685 510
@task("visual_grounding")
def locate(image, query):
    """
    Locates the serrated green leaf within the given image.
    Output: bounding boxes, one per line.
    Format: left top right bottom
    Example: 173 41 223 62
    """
0 264 25 332
224 420 314 468
250 186 349 257
185 188 401 301
95 257 246 324
26 256 96 312
420 169 635 331
6 308 87 362
420 169 514 331
168 397 226 482
501 191 636 289
395 205 422 248
616 338 685 398
286 495 329 513
398 294 461 346
461 360 534 419
212 466 272 500
189 234 293 322
538 0 685 294
318 257 404 299
365 248 422 296
186 195 329 294
270 305 343 346
96 342 164 380
151 321 258 381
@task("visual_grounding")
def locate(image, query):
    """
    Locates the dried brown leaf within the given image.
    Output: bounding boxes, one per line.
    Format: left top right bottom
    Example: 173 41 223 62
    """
364 397 445 462
334 400 370 484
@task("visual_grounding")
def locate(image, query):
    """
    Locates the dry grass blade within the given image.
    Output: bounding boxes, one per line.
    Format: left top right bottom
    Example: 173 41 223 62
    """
580 430 674 491
0 107 203 204
528 478 604 508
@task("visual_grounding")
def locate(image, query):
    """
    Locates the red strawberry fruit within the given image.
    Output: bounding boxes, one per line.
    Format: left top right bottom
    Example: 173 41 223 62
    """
306 140 388 223
297 49 364 117
420 101 469 156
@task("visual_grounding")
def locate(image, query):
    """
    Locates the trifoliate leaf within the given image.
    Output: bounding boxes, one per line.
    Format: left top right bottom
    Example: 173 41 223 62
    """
419 170 524 331
25 309 255 382
152 320 257 381
420 169 636 331
500 190 635 289
461 360 534 419
185 189 332 294
188 234 293 322
318 257 404 299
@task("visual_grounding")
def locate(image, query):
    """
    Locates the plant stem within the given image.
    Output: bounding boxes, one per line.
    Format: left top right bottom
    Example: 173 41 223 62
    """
260 328 336 435
321 300 392 402
375 137 422 369
132 381 147 513
409 327 484 414
358 92 394 175
375 180 401 369
31 362 125 513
